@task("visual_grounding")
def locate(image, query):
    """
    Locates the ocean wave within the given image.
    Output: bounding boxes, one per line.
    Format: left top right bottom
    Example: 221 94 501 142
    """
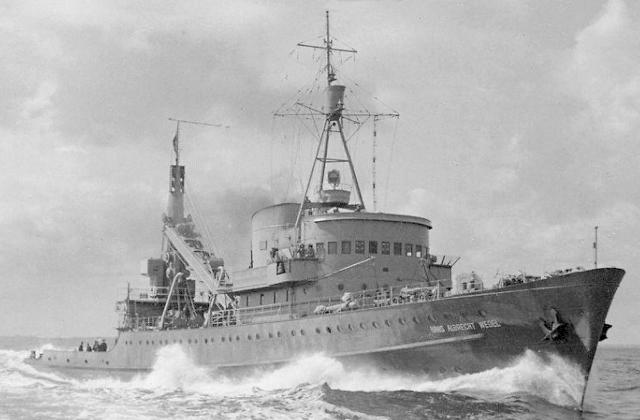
0 345 584 410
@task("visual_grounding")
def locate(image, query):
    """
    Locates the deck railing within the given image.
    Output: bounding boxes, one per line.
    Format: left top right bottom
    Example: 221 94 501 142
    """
122 281 443 331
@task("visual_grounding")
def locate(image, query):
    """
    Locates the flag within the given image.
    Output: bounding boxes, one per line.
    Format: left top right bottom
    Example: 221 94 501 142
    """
172 128 179 156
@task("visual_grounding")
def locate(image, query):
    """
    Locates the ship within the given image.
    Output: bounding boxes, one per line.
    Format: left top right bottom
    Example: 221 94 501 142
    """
27 12 623 406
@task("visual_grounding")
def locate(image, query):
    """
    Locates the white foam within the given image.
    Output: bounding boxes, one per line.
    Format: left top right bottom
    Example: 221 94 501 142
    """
1 344 585 408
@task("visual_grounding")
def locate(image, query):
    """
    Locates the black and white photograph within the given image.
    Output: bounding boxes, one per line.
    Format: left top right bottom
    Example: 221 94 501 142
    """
1 1 639 419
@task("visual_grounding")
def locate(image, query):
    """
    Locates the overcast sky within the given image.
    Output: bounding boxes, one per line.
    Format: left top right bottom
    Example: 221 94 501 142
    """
1 0 639 344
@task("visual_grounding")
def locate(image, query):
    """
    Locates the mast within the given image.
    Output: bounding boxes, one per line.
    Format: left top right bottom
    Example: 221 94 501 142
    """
166 120 185 224
594 226 598 269
293 11 362 230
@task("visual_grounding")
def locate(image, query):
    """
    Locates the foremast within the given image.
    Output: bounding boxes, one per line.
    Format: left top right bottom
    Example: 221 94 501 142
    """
293 11 365 233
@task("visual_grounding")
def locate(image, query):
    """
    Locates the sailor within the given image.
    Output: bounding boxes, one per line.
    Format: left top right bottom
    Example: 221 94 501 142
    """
100 339 107 352
86 343 93 352
307 244 315 258
92 340 99 352
78 341 84 351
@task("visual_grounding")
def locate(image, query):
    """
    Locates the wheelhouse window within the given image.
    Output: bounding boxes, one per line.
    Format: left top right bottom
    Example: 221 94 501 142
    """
393 242 402 255
415 245 422 258
381 241 390 255
341 241 351 254
355 240 365 254
328 241 337 254
405 243 413 257
369 240 378 254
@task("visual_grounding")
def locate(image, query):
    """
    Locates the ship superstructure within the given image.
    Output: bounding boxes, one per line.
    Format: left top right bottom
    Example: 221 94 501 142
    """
28 12 623 408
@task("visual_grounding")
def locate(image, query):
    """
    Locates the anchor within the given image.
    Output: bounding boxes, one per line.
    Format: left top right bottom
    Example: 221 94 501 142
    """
599 323 612 342
539 308 567 342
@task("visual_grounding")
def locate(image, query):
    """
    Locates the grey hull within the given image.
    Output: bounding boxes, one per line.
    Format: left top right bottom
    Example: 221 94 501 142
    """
28 268 623 382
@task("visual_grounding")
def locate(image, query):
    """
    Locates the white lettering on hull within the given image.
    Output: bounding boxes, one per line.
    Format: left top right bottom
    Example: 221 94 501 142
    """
428 319 502 334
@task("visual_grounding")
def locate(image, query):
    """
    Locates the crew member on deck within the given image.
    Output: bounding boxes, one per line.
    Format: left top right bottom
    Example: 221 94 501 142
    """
78 341 84 351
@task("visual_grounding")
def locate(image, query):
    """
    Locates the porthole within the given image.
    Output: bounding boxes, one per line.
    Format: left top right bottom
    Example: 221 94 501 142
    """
338 283 344 291
221 337 226 342
360 322 366 330
326 327 332 333
348 324 353 331
478 309 487 317
256 334 260 340
361 283 368 290
229 336 233 342
399 318 406 325
236 336 240 341
194 339 198 344
291 330 296 336
66 359 70 363
204 338 208 344
413 316 421 324
146 340 149 345
372 321 379 328
210 338 214 343
277 331 282 338
165 340 169 345
268 332 274 338
105 361 109 366
316 327 322 334
428 314 437 322
47 357 51 361
385 320 392 327
247 335 252 340
336 325 342 332
187 339 191 344
300 329 305 336
151 340 154 345
84 360 88 364
139 340 142 345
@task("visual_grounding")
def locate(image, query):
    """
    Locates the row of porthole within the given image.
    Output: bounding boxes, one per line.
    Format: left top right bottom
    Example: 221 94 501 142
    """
122 309 489 347
56 357 110 366
122 315 432 347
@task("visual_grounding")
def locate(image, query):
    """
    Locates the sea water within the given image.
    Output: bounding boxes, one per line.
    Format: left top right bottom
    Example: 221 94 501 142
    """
0 337 637 419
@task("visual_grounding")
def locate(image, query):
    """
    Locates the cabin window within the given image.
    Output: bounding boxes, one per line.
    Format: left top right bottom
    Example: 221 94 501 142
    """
405 243 413 257
393 242 402 255
341 241 351 254
355 240 365 254
315 242 324 256
369 241 378 254
381 241 390 255
415 245 422 258
273 291 277 304
260 294 264 305
327 241 337 254
259 240 267 250
245 295 249 307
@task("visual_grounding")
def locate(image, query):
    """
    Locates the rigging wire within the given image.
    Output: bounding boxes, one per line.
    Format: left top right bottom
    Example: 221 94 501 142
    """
383 117 400 210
